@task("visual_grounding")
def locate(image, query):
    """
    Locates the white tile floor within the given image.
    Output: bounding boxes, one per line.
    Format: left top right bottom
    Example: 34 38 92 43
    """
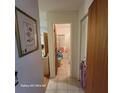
44 59 85 93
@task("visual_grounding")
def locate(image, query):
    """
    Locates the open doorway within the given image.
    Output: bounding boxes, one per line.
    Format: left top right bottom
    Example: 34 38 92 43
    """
80 15 88 63
54 24 71 79
79 15 88 89
41 31 50 87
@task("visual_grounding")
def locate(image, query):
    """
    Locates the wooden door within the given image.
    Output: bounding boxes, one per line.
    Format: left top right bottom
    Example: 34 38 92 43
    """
86 0 108 93
53 24 58 75
43 32 48 56
86 1 97 93
43 32 50 77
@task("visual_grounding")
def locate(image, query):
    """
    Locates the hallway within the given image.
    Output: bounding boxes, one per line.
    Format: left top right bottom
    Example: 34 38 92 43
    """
15 0 108 93
45 59 84 93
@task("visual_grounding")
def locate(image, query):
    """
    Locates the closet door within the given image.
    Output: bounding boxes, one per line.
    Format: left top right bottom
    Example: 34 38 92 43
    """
86 0 108 93
86 1 97 93
54 24 58 75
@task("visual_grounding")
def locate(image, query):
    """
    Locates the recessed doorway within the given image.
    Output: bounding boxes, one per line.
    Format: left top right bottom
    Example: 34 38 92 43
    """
54 24 71 78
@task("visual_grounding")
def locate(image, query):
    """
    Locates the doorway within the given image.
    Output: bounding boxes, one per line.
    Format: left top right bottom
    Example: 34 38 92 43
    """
54 24 71 78
79 15 88 89
41 32 50 87
80 15 88 63
46 23 85 93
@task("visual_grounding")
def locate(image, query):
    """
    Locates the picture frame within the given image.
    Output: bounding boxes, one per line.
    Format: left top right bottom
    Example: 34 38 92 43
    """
15 7 39 57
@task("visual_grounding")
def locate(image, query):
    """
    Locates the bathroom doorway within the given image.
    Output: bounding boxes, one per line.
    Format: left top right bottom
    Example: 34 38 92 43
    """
54 24 71 78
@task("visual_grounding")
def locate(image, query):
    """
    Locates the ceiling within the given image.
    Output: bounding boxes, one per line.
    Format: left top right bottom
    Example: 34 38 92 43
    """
38 0 83 12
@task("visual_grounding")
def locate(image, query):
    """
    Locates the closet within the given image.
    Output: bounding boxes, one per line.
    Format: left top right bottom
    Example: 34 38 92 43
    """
86 0 108 93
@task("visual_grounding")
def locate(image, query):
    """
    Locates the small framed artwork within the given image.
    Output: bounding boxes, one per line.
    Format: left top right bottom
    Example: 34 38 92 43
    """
15 7 39 57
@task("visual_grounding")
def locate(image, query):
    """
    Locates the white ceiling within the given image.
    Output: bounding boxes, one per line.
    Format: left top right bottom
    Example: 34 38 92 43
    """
38 0 83 12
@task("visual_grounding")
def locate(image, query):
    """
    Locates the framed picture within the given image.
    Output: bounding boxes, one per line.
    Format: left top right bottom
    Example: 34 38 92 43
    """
15 7 38 57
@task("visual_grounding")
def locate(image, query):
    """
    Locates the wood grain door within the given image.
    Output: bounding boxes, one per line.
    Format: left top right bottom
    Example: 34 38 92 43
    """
86 1 97 93
43 32 48 56
86 0 108 93
53 24 58 75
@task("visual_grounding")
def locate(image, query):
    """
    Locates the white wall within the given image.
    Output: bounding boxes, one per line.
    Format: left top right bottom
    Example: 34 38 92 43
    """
38 12 47 44
47 11 80 79
79 0 93 20
78 0 94 58
15 0 43 93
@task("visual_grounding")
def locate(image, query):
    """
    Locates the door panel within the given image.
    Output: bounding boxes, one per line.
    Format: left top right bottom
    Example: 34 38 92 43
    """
54 24 58 75
86 1 97 93
86 0 108 93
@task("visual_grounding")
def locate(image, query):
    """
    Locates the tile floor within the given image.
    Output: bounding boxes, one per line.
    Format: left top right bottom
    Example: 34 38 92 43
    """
44 59 85 93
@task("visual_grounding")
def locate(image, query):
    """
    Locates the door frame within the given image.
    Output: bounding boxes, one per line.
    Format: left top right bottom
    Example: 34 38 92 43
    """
79 13 88 80
53 23 72 77
53 24 58 75
48 22 72 78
